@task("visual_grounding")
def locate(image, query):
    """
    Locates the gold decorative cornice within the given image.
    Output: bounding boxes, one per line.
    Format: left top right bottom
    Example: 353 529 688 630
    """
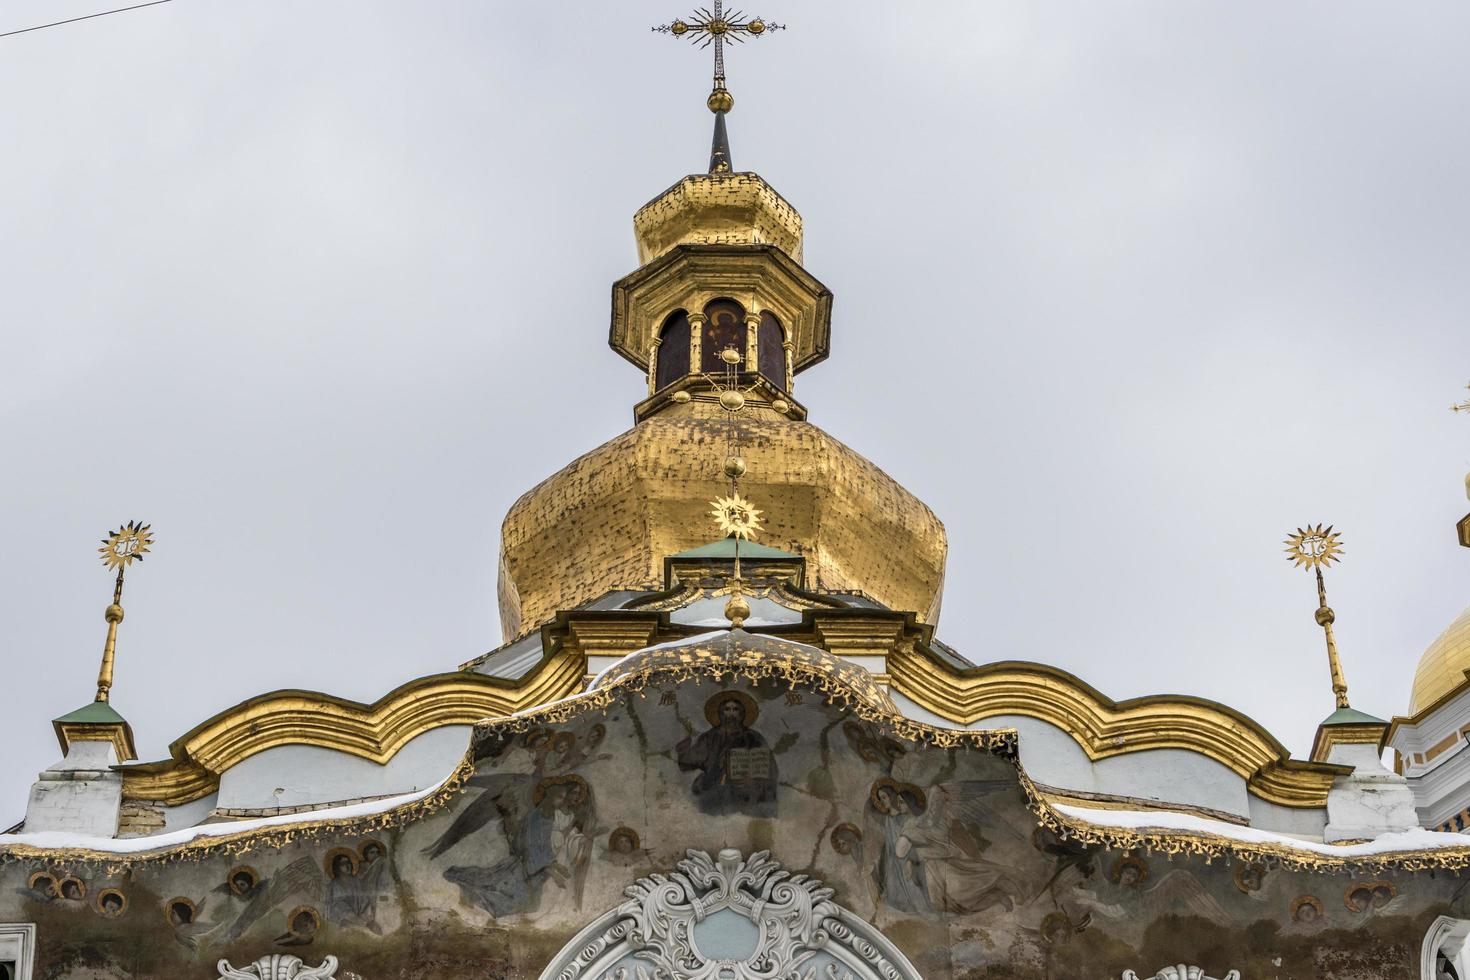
609 244 832 382
11 633 1462 874
885 648 1343 808
120 651 584 806
55 721 137 765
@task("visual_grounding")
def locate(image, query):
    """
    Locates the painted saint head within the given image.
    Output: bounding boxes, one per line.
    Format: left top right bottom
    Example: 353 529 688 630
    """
608 826 640 854
360 841 385 866
829 823 862 856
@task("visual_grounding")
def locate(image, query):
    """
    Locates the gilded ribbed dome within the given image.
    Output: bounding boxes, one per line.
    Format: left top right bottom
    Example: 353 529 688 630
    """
496 405 948 642
1409 604 1470 714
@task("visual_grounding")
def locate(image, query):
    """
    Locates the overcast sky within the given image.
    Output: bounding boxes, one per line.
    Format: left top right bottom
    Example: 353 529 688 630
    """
2 0 1469 821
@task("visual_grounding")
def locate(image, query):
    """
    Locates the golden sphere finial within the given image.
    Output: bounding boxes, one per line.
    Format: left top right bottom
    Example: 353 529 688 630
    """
671 390 692 403
707 89 734 114
724 593 751 628
719 390 746 412
771 398 790 415
719 347 742 365
747 18 766 34
670 19 689 35
104 604 124 624
723 455 747 478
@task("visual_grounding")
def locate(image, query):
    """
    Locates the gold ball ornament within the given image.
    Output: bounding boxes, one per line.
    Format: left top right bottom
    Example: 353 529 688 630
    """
719 390 746 412
1315 606 1336 626
670 20 689 35
104 604 124 624
719 347 742 365
671 390 692 403
771 399 790 414
747 18 766 34
723 455 747 478
707 89 734 113
724 594 751 628
1464 470 1470 501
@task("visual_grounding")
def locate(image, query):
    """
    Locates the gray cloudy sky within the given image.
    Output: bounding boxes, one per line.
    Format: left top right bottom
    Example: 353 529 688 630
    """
3 0 1469 820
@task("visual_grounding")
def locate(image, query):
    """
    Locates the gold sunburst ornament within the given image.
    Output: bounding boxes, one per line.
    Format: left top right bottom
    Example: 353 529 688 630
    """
711 492 763 540
1283 523 1350 710
1283 524 1344 570
100 520 153 570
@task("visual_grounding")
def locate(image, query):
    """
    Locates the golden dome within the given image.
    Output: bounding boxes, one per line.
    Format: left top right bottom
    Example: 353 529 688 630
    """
497 405 948 642
1409 603 1470 714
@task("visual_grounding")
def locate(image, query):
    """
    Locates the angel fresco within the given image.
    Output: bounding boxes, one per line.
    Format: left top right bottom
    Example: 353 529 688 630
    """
863 778 1030 919
322 842 391 933
436 773 595 919
675 690 777 813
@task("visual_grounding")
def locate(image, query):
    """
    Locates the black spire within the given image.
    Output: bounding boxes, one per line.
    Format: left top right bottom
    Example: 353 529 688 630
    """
709 109 732 174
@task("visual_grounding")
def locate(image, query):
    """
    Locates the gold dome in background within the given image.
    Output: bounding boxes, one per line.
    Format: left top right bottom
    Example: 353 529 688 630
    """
1409 604 1470 713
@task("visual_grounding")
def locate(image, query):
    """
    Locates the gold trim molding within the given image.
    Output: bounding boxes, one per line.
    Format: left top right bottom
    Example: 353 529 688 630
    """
120 651 584 805
11 639 1466 875
885 648 1344 808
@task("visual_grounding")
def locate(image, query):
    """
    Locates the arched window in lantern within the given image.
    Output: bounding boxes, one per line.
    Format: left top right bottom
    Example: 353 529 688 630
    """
757 310 787 391
655 310 691 391
701 299 747 373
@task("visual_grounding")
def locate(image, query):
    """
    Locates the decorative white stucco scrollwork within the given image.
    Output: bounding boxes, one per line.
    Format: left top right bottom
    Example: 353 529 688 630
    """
217 955 339 980
1122 968 1240 980
538 848 921 980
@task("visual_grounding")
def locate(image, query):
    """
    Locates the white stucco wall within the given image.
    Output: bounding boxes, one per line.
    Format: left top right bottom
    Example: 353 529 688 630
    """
216 725 471 811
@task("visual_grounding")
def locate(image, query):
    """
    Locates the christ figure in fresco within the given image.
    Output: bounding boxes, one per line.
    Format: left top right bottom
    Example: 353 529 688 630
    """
676 691 777 814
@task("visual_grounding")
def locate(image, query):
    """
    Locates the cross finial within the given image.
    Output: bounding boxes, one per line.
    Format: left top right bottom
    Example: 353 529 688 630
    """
654 2 785 173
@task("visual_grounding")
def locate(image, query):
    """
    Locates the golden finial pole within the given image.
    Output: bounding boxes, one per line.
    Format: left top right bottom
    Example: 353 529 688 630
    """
95 521 153 702
1284 524 1349 709
703 344 765 628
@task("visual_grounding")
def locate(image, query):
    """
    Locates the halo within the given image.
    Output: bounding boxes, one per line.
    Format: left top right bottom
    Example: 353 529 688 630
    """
1232 860 1265 893
1283 524 1344 571
1110 855 1149 887
1290 894 1324 922
868 777 902 813
703 689 759 728
94 888 128 917
285 905 321 937
26 871 57 897
532 773 590 807
226 865 259 896
357 840 386 861
163 896 195 926
608 826 640 851
323 847 360 877
58 875 87 900
99 520 153 570
710 492 763 541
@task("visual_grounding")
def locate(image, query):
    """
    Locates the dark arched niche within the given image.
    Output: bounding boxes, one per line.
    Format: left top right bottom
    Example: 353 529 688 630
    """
758 310 786 391
655 310 691 391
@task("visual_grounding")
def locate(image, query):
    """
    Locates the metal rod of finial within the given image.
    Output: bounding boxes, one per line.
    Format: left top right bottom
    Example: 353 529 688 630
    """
95 520 153 702
1284 524 1349 710
1313 565 1350 709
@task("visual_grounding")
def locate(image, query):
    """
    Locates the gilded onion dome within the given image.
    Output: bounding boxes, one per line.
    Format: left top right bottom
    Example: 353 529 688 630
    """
497 163 947 642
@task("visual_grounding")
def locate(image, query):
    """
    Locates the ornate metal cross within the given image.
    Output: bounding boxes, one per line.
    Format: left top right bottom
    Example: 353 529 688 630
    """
1452 383 1470 414
653 1 784 104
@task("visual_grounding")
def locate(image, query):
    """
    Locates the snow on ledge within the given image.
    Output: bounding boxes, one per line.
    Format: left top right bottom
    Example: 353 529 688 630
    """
0 772 453 855
1054 802 1470 857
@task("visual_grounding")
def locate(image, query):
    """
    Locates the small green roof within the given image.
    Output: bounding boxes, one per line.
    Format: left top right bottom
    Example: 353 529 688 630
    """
54 700 129 726
1318 706 1386 727
672 539 801 561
